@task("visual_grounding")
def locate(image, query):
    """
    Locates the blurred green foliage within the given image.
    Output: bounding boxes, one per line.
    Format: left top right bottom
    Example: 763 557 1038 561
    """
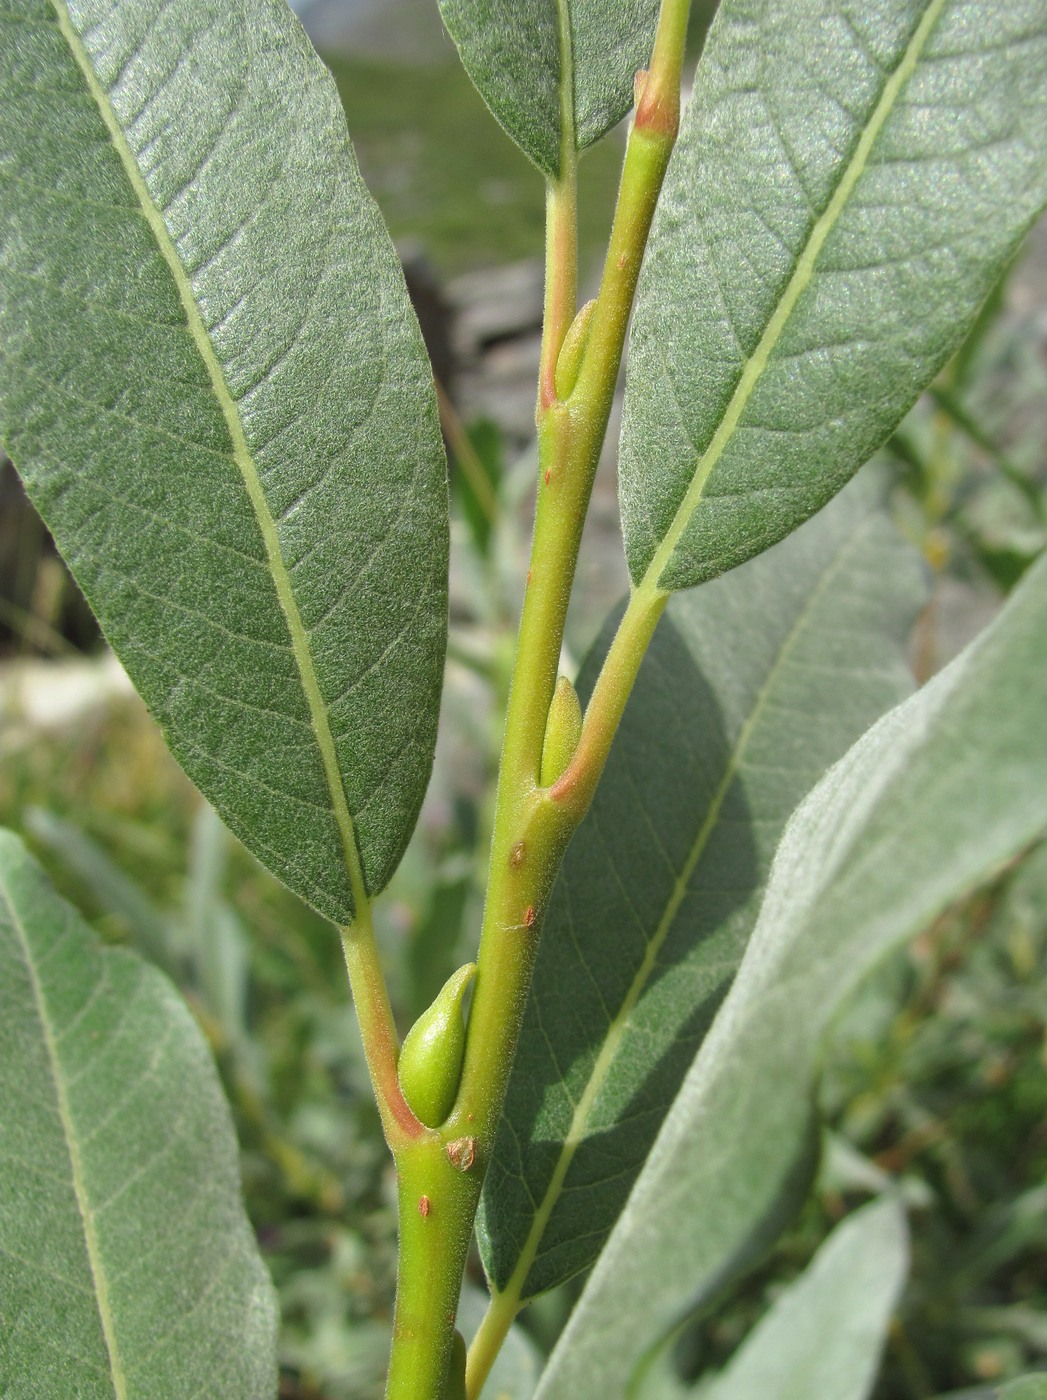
322 51 621 277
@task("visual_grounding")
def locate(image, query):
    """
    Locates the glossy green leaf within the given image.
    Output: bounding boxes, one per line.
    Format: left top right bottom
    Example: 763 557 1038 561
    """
697 1198 907 1400
0 0 448 924
619 0 1047 591
479 473 926 1300
535 548 1047 1399
438 0 659 177
0 830 276 1398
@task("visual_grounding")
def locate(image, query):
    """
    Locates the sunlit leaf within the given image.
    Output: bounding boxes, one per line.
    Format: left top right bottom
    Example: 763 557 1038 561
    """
620 0 1047 590
0 0 448 923
438 0 659 176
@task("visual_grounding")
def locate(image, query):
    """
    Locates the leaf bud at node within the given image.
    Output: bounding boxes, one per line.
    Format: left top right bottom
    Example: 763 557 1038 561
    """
554 298 597 400
444 1330 467 1400
397 963 475 1129
540 674 583 787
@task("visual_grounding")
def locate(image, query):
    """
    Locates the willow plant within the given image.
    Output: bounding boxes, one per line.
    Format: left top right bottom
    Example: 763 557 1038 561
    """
3 1 1047 1398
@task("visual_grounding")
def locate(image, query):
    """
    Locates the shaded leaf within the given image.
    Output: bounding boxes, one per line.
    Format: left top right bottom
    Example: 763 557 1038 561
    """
0 0 448 924
479 473 925 1300
534 549 1047 1398
0 830 276 1399
438 0 659 177
619 0 1047 591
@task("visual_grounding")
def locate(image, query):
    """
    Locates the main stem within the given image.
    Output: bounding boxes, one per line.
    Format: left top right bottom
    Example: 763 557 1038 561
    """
382 3 691 1394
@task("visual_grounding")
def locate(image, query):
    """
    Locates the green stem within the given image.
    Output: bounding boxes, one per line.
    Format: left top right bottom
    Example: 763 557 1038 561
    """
383 3 693 1393
462 0 692 1386
436 379 500 529
551 578 669 820
385 1138 479 1398
340 917 423 1151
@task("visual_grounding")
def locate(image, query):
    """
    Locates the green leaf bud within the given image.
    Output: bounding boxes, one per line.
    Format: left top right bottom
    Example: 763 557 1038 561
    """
398 963 476 1129
554 298 597 400
443 1330 467 1400
541 675 583 787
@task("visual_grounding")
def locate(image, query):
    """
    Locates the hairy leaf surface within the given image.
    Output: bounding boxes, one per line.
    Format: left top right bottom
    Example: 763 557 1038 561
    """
536 550 1047 1397
479 474 925 1300
697 1198 907 1400
989 1383 1047 1400
438 0 659 176
620 0 1047 591
0 0 448 923
0 831 276 1399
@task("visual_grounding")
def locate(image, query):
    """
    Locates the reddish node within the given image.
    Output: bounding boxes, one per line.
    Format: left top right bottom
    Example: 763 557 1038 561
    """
418 1195 431 1218
524 904 536 928
544 468 551 486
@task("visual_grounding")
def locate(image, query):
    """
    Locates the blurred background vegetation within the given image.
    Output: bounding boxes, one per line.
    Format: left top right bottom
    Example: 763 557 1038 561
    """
1 1 1045 1396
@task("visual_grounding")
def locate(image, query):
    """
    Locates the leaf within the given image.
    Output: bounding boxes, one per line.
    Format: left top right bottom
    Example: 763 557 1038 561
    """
696 1198 908 1400
936 1383 1047 1400
0 0 448 925
438 0 660 177
619 0 1047 591
993 1383 1047 1400
0 830 276 1399
534 548 1047 1399
479 472 926 1301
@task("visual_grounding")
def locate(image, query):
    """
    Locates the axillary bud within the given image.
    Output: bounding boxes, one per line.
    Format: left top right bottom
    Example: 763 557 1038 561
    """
540 674 583 787
397 963 476 1129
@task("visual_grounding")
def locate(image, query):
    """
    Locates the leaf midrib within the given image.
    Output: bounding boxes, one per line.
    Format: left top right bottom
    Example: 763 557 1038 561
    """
50 0 369 919
496 514 877 1303
641 0 949 590
3 882 128 1399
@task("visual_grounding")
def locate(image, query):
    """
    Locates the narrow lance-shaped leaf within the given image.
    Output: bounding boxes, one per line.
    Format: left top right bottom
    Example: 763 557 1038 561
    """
696 1198 908 1400
478 473 926 1301
535 549 1047 1399
438 0 660 177
0 0 448 924
619 0 1047 591
0 830 277 1399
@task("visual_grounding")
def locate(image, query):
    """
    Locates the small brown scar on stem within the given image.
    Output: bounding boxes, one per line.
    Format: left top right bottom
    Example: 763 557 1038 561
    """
509 840 525 868
617 252 628 271
446 1136 477 1172
523 904 536 928
544 468 552 486
418 1195 431 1217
